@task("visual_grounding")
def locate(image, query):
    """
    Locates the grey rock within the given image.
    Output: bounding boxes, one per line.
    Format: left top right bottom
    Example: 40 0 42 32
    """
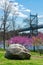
5 44 31 59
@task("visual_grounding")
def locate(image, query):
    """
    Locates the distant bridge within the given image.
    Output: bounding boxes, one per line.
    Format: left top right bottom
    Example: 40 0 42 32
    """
15 24 43 32
15 13 43 36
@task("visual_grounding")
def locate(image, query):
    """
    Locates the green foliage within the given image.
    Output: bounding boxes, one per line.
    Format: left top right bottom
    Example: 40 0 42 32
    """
0 50 43 65
0 48 5 51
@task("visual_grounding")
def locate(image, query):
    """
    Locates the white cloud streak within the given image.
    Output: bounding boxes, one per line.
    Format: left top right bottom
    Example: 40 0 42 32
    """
24 9 31 12
38 15 43 18
18 12 28 18
0 0 31 18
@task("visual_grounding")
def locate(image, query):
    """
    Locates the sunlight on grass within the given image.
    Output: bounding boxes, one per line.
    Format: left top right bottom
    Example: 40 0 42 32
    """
0 50 43 65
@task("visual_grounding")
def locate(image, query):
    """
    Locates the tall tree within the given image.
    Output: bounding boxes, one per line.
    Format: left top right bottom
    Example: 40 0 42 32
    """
0 0 16 49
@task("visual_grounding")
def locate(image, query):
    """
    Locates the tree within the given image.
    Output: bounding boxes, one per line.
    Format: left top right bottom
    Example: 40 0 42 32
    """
0 0 17 49
32 34 43 55
0 0 30 49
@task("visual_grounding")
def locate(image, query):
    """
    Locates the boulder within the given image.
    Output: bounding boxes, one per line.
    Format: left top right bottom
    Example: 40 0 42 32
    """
5 44 31 59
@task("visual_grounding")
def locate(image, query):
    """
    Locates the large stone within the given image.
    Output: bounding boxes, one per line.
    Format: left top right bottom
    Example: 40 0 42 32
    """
5 44 31 59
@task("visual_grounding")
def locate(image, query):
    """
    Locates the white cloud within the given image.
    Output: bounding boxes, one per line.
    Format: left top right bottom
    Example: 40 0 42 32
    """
8 0 13 1
9 13 12 17
24 9 31 12
0 0 5 9
19 4 23 7
0 0 12 11
11 6 19 14
18 12 28 18
0 0 30 18
19 4 25 9
8 2 28 18
38 15 43 18
9 12 28 18
13 2 18 6
19 4 31 13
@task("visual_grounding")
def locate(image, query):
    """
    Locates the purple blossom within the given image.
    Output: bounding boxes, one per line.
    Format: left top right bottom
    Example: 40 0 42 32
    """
8 32 43 46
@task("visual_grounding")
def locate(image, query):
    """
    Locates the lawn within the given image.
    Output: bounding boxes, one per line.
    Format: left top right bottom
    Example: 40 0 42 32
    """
0 50 43 65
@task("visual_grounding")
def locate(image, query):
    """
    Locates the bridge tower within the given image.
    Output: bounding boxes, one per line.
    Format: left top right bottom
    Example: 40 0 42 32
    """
30 13 38 36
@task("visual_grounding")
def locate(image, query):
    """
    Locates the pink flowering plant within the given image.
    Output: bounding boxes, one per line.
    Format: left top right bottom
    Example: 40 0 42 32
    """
8 32 43 48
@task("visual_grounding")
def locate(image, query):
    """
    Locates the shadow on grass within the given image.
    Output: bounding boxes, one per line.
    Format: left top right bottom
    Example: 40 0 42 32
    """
5 56 31 60
5 55 31 60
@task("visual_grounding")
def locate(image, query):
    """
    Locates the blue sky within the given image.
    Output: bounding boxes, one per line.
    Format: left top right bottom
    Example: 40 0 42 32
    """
15 0 43 29
15 0 43 14
15 0 43 24
0 0 43 32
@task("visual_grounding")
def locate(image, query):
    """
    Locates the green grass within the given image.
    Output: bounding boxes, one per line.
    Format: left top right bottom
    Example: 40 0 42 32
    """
0 50 43 65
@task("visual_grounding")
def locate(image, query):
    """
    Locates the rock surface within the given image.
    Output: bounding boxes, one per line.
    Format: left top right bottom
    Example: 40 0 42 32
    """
5 44 31 59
